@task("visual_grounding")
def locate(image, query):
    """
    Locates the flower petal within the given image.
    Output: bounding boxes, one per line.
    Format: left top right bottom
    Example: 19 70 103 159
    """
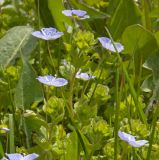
72 9 86 17
6 153 23 160
76 70 95 80
0 128 10 132
32 31 48 40
98 37 124 53
23 153 39 160
36 75 68 87
62 10 73 16
62 9 89 19
128 140 148 147
32 27 63 40
118 131 136 142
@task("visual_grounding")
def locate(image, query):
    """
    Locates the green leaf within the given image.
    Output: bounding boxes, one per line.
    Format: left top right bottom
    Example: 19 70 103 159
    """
109 0 141 40
122 24 158 75
43 96 65 124
65 131 79 160
75 128 92 160
143 53 159 113
141 75 153 92
34 0 55 27
0 26 37 68
14 56 43 110
24 110 47 131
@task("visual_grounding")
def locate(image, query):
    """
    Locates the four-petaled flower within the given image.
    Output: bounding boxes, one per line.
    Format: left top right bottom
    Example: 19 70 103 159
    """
4 153 39 160
98 37 124 53
36 75 68 87
118 131 148 148
62 9 89 19
32 27 64 40
76 69 95 80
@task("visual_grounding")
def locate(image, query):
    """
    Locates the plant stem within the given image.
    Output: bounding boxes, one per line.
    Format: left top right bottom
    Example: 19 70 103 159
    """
114 68 120 160
9 114 15 153
105 26 147 125
146 102 159 160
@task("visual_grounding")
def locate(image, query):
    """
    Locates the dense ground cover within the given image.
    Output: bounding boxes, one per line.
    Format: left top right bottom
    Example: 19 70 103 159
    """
0 0 159 159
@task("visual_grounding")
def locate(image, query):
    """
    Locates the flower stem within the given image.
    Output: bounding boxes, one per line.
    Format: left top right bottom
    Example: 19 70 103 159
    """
114 68 120 160
105 26 147 125
146 102 159 160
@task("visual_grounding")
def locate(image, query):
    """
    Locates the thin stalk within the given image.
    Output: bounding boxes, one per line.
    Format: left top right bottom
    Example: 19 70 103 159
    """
9 114 15 153
114 68 120 160
146 103 159 160
135 57 143 104
47 41 56 73
22 114 30 149
105 26 147 125
88 68 103 105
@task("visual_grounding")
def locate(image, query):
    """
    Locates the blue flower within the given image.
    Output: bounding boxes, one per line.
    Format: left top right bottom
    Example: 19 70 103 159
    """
36 75 68 87
118 131 148 147
76 69 95 80
98 37 124 53
0 127 10 133
5 153 39 160
32 27 64 40
62 9 89 19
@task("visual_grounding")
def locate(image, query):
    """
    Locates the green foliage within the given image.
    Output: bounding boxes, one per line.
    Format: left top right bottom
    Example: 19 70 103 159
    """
109 0 141 40
0 26 37 68
64 131 79 160
122 24 158 76
14 56 43 110
43 96 65 124
73 30 97 50
1 0 159 160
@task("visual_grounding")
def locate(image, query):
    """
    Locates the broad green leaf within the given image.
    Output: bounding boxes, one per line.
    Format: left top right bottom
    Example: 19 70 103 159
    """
34 0 55 27
142 53 159 113
48 0 72 31
65 131 78 160
107 0 120 15
122 24 158 75
109 0 141 40
141 74 153 92
14 56 43 110
0 26 37 68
